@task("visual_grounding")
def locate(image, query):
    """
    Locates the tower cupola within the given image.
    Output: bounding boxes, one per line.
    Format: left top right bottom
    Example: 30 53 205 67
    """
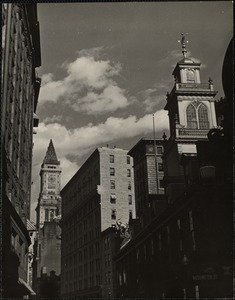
173 34 201 84
164 34 218 140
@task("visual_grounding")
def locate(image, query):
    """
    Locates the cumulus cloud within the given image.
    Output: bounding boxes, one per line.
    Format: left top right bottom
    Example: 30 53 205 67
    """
43 114 63 124
140 82 170 112
33 109 169 162
71 85 128 114
39 48 129 115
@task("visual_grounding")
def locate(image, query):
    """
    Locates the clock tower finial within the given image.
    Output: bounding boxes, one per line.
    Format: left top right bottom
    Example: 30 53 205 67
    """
178 33 188 58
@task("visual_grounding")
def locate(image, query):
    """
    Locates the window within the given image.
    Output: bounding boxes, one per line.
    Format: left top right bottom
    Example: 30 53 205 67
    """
110 194 116 204
189 211 194 231
128 195 132 205
151 239 154 256
111 209 116 220
128 181 131 190
189 211 196 251
157 146 163 154
89 246 93 257
45 209 49 221
198 104 209 129
195 285 200 299
158 234 162 251
159 179 164 189
187 69 195 82
110 180 115 189
177 219 181 230
110 167 115 176
127 156 130 164
158 162 163 171
95 259 100 271
129 210 133 219
90 261 94 272
167 226 170 244
127 169 131 177
109 155 114 163
186 102 209 129
187 104 197 129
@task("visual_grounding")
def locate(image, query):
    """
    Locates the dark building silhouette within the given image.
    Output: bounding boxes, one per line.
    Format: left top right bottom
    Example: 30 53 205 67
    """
114 35 233 298
2 3 41 298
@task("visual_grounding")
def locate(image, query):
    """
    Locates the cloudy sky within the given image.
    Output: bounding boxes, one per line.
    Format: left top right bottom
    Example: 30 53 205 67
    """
31 1 233 221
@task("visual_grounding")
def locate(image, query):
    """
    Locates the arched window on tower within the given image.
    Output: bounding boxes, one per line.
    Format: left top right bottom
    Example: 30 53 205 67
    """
186 104 197 129
198 104 209 129
186 102 209 129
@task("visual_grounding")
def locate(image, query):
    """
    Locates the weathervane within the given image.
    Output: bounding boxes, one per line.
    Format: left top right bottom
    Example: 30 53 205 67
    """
178 33 188 58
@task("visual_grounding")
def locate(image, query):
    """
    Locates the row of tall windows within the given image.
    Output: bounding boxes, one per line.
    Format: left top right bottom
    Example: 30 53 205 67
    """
110 194 132 205
109 168 131 177
134 210 196 265
45 208 56 221
109 155 131 164
111 209 132 220
186 102 209 129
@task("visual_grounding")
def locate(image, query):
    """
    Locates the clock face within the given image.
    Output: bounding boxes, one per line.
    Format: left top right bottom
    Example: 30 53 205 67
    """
48 174 56 189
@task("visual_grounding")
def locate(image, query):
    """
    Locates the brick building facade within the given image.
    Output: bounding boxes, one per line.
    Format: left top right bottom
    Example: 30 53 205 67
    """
60 146 136 297
128 138 165 228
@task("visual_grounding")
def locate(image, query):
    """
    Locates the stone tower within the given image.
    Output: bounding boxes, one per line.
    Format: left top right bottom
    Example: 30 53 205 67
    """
33 140 62 295
36 139 61 229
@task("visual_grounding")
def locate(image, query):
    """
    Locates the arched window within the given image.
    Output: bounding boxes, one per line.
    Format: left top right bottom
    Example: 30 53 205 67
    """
198 104 209 129
186 102 209 129
186 104 197 129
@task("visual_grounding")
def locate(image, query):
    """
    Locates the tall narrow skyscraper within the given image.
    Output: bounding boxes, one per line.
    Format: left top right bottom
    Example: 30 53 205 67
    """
36 139 61 229
33 140 61 297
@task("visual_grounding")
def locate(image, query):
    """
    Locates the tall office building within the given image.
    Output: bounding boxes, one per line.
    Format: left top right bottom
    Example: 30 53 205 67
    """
2 3 41 298
36 139 62 229
33 140 62 297
128 138 165 227
61 146 136 297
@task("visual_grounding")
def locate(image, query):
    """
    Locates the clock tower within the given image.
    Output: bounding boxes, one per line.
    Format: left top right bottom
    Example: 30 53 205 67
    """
36 139 61 229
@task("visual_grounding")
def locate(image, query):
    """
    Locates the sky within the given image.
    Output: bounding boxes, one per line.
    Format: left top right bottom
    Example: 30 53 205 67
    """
31 1 233 221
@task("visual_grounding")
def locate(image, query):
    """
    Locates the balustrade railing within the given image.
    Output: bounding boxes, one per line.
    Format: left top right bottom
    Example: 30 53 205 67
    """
175 83 212 90
177 128 209 138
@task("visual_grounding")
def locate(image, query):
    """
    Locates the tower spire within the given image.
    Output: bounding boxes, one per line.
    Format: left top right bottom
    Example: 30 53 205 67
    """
43 139 60 165
178 33 188 58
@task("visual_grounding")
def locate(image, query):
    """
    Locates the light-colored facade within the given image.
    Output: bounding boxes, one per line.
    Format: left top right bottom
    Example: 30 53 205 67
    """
61 146 136 297
163 35 218 203
2 3 41 298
